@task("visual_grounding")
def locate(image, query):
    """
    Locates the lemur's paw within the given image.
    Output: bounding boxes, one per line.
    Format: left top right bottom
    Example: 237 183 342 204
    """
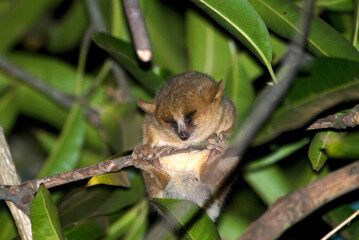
207 138 226 153
133 144 156 159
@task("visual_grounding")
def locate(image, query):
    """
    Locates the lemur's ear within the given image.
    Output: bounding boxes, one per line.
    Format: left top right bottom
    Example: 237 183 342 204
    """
137 98 156 115
212 79 224 101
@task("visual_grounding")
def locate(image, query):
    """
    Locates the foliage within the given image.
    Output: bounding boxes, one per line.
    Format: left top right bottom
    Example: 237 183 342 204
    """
0 0 358 239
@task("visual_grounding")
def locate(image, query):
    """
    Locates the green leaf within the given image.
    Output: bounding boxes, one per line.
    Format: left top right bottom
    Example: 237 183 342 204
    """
217 212 250 240
33 129 57 153
101 103 143 152
6 53 92 128
0 0 58 52
77 148 104 167
186 10 255 122
47 1 88 53
92 33 166 94
33 129 104 168
4 53 105 153
293 163 329 190
0 211 16 240
353 0 359 50
0 88 18 133
191 0 275 78
59 188 113 226
104 200 148 240
271 34 288 65
247 0 359 62
186 9 232 80
246 138 309 171
326 131 359 159
153 198 221 240
238 52 264 81
37 104 85 177
141 0 187 73
256 58 359 144
30 184 65 240
308 131 342 171
110 0 131 41
63 217 109 240
87 171 131 187
91 174 145 216
226 42 255 123
316 0 353 11
244 165 291 204
324 204 359 239
59 174 144 225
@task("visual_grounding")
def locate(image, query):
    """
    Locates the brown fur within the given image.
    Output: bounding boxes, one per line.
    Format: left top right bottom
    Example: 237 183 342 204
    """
138 71 236 147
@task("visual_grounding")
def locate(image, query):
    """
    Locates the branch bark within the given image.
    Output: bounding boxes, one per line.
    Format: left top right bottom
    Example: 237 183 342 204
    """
0 127 32 240
0 145 207 216
239 160 359 240
307 104 359 130
122 0 152 62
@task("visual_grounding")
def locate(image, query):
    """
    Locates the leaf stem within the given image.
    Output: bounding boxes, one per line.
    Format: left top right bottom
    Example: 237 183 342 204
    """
267 65 277 84
352 0 359 48
321 209 359 240
76 27 92 96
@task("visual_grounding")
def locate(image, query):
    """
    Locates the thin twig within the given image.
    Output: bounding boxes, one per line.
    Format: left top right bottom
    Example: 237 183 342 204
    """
0 55 101 127
351 0 359 46
122 0 152 62
0 54 73 109
321 209 359 240
84 59 112 98
307 104 359 130
0 127 32 240
85 0 133 101
76 26 94 96
85 0 108 32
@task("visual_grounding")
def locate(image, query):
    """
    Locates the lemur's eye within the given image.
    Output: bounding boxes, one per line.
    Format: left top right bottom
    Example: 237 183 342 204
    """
185 110 197 125
164 119 178 131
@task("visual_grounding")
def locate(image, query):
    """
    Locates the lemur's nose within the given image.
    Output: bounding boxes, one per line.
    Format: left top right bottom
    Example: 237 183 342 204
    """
179 131 189 140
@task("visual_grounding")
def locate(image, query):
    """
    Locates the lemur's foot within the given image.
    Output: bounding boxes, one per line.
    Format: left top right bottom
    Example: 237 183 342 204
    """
153 146 173 157
132 144 155 160
132 145 174 168
207 138 227 153
218 130 232 141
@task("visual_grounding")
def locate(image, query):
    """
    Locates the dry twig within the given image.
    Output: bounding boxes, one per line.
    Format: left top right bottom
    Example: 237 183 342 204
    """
307 104 359 130
321 209 359 240
122 0 152 62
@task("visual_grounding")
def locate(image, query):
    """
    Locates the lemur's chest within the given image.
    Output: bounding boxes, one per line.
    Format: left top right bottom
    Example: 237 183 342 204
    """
159 150 210 177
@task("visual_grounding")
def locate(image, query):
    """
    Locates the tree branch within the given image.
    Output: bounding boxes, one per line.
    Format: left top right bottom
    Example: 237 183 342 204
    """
0 145 207 216
307 104 359 130
0 127 32 240
238 160 359 240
